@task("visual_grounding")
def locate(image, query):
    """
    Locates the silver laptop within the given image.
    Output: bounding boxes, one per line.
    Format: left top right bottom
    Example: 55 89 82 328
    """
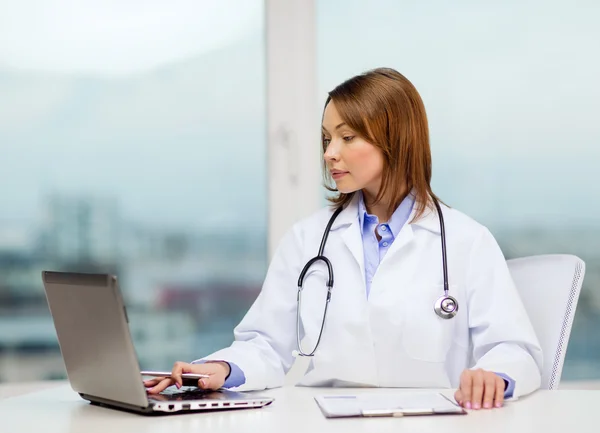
41 270 274 415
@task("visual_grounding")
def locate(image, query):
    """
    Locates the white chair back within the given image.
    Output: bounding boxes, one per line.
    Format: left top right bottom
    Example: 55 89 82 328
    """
507 254 586 389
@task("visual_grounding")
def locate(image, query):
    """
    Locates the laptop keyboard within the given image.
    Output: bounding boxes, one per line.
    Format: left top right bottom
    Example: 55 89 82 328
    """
148 387 229 402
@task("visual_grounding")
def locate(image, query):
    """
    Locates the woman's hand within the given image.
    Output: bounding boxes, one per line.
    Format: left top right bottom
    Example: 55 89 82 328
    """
454 368 506 409
144 361 231 394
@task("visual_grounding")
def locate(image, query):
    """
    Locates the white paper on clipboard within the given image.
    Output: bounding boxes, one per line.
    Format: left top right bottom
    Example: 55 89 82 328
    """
314 392 467 418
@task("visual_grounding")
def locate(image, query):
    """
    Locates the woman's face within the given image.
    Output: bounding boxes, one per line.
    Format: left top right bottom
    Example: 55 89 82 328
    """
322 101 384 200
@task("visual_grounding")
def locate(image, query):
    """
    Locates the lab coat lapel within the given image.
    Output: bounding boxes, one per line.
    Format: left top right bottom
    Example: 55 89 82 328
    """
380 221 414 264
382 200 442 264
410 202 443 235
330 194 365 280
341 219 365 279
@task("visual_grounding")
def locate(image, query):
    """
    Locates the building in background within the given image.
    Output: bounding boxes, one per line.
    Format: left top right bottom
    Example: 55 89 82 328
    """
0 193 265 382
39 194 121 270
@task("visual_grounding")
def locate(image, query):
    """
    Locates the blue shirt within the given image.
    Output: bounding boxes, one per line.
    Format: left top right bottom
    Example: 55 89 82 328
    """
203 192 515 397
357 191 414 296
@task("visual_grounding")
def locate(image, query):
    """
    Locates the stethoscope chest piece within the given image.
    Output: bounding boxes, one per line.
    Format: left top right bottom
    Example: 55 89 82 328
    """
434 294 459 319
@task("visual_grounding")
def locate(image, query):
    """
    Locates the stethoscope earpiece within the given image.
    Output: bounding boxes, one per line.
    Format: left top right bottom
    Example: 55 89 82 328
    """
434 294 459 319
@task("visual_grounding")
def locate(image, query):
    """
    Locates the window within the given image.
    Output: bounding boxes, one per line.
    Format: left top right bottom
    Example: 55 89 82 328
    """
0 0 267 380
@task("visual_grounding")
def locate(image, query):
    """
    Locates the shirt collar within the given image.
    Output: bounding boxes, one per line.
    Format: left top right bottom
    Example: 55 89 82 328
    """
357 190 415 238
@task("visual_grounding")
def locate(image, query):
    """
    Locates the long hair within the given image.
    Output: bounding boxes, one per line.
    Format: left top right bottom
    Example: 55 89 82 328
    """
322 67 442 221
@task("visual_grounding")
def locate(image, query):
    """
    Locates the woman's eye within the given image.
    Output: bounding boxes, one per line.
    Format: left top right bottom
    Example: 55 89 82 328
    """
343 136 355 142
323 138 331 145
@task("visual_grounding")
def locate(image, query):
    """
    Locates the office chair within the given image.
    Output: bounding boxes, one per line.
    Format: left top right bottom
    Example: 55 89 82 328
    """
507 254 586 389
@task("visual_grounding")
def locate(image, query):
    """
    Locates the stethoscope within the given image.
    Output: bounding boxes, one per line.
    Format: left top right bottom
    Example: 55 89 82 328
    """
295 196 458 357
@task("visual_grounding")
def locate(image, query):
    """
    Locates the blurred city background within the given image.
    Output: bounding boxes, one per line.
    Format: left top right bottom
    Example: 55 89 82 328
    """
0 0 598 383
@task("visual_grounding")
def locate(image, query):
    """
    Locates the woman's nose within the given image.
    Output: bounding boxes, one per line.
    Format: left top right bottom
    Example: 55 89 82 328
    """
324 142 340 161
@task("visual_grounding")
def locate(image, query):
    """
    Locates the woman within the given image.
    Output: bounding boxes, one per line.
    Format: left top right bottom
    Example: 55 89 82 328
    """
145 68 542 410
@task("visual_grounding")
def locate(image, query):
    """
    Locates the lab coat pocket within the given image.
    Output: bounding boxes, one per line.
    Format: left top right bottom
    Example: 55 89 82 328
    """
401 285 457 363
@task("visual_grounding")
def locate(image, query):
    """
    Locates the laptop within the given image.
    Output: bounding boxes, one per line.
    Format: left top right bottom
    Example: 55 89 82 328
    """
41 270 274 415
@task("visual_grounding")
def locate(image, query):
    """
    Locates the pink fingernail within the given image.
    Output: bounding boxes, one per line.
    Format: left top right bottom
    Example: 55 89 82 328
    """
176 383 181 389
496 402 502 408
473 403 480 410
465 401 471 409
484 402 491 409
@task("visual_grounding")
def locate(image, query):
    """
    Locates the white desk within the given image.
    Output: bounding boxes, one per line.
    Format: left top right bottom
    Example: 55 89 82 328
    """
0 383 597 433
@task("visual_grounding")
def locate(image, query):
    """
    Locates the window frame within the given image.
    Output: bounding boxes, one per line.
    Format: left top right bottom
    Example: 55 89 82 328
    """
266 0 321 258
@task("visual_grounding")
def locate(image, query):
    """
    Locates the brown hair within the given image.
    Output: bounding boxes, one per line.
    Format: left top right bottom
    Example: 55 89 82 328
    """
322 67 443 221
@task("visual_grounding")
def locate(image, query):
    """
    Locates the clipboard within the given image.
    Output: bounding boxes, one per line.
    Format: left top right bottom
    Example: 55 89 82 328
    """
314 392 467 418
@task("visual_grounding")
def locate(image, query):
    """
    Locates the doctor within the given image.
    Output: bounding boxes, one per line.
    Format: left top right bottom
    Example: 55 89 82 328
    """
145 67 543 410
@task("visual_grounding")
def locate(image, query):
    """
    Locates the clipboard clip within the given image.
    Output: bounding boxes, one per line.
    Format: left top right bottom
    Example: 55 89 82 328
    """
362 408 461 417
362 409 405 417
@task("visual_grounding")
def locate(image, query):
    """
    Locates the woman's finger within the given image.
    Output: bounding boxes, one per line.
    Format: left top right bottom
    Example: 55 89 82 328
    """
147 377 174 395
454 389 464 406
494 375 506 408
482 373 496 409
170 361 191 389
471 369 484 410
143 378 164 387
459 370 473 409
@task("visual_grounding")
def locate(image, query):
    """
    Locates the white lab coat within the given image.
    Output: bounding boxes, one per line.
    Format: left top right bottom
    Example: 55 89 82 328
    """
197 194 543 397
